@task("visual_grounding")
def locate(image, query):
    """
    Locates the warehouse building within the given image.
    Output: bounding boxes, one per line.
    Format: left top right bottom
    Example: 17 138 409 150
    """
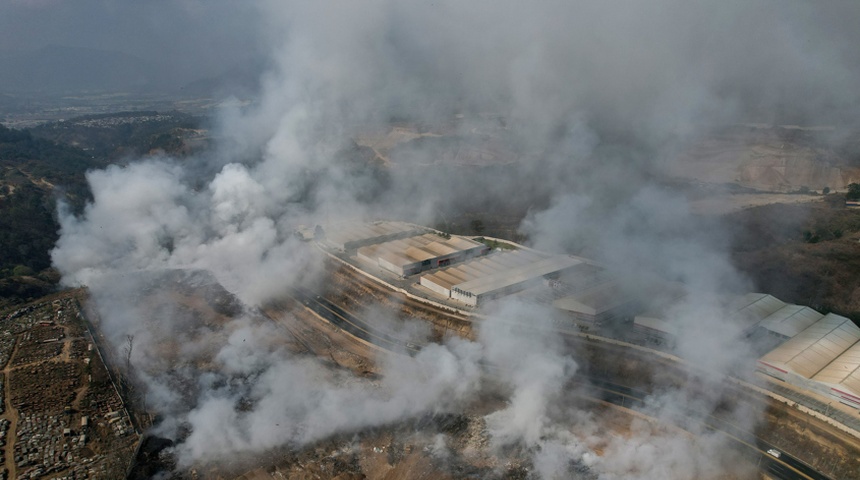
634 292 826 350
633 315 678 347
552 282 633 326
357 233 488 276
730 293 824 339
322 221 424 252
420 250 585 307
758 313 860 408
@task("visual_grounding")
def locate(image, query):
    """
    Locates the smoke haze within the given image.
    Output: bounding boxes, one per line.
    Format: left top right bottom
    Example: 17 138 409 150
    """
45 0 860 477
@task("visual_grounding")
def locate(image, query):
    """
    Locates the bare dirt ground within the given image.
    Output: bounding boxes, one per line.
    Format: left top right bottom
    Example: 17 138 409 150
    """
263 300 381 376
118 265 857 479
761 401 860 479
670 127 860 193
688 193 826 215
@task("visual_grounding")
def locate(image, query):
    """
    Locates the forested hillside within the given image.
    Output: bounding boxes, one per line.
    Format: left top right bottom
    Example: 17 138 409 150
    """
0 115 205 307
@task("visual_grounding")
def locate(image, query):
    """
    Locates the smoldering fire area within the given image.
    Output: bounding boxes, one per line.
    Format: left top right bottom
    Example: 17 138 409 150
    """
40 1 860 479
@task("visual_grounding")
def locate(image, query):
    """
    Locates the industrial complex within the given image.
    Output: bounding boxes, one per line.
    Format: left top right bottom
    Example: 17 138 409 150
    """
758 311 860 409
321 221 614 310
318 221 860 411
633 291 860 410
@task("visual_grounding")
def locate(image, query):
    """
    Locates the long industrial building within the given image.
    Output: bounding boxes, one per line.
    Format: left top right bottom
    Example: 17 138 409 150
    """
758 312 860 408
632 292 826 347
321 221 614 311
322 221 424 252
419 250 585 307
552 282 633 326
730 293 824 339
357 233 488 276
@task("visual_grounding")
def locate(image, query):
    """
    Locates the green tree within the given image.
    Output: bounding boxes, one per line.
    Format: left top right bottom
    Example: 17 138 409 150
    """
470 219 485 235
847 183 860 200
11 265 34 277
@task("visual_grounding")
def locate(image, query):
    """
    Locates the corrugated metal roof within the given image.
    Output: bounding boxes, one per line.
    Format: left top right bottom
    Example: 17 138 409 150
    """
759 305 824 337
812 341 860 399
423 241 458 256
760 313 860 379
442 267 473 282
454 256 582 296
731 293 787 323
404 246 435 262
474 257 508 272
377 250 415 269
634 316 678 336
325 221 419 247
359 232 484 268
422 272 458 290
553 282 627 316
466 260 497 276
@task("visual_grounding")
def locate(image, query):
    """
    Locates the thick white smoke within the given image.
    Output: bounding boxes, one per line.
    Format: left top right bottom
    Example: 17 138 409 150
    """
49 0 860 477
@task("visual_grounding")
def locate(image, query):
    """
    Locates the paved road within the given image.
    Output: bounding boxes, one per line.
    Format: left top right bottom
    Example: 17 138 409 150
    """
292 290 832 480
290 287 421 356
587 377 830 480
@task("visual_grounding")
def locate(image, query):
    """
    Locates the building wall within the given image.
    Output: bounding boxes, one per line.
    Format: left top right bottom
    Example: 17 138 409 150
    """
828 387 860 408
419 276 451 297
757 360 790 382
451 288 478 306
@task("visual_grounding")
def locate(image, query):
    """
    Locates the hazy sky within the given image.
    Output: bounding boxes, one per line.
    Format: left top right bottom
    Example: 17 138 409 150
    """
38 1 860 476
0 1 265 83
3 1 860 110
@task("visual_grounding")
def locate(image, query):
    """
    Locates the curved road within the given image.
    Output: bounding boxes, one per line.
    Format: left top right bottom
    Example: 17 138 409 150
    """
289 289 831 480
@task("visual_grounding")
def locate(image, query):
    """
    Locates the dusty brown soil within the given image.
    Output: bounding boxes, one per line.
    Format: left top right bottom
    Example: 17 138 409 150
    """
263 299 381 376
670 126 860 192
760 402 860 480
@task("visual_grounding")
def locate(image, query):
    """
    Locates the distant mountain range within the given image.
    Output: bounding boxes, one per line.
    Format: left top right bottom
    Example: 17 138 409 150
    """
0 45 262 97
0 45 154 93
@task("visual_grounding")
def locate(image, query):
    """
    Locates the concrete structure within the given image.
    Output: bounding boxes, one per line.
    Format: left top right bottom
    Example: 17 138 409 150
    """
731 293 823 339
730 293 787 323
420 249 548 298
553 282 632 326
633 315 678 346
357 233 488 276
758 313 860 408
758 304 824 339
420 250 585 307
322 221 424 252
452 256 583 306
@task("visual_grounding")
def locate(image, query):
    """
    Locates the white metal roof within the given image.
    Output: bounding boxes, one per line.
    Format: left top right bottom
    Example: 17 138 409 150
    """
811 341 860 399
552 282 626 316
634 316 679 337
759 313 860 379
454 256 582 296
730 293 787 323
359 233 484 268
759 304 824 338
325 221 419 248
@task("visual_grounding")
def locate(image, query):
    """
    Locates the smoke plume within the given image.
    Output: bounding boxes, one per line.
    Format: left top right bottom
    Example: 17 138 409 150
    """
49 0 860 477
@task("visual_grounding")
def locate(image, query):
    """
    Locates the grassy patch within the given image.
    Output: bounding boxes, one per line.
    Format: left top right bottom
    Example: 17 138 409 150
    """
474 237 518 251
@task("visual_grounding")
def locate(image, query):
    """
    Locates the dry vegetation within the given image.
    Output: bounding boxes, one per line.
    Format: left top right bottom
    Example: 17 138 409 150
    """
729 202 860 319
